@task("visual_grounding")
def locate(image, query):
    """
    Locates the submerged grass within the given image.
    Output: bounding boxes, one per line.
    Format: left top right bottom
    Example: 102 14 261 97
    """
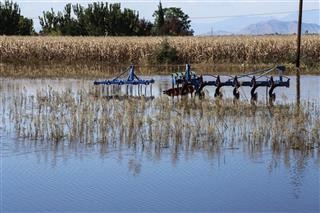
1 85 319 156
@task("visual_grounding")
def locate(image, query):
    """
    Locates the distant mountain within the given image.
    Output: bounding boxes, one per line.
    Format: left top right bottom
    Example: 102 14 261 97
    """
193 9 320 35
192 16 274 35
239 19 320 35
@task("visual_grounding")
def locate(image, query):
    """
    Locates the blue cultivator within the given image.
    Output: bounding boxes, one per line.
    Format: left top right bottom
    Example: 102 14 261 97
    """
94 65 155 86
93 65 155 98
163 64 290 102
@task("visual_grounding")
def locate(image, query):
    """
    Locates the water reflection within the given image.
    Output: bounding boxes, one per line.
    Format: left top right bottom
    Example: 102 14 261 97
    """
3 123 318 170
2 129 318 204
268 148 318 199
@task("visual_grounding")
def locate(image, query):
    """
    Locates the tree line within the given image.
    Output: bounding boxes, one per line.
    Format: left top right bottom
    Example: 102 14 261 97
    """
0 1 193 36
0 1 33 35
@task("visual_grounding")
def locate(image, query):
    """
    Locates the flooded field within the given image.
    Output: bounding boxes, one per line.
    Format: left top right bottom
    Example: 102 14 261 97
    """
1 75 319 212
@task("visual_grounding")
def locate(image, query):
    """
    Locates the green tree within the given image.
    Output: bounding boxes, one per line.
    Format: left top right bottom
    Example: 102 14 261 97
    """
18 16 33 35
163 7 193 36
39 2 151 36
57 4 81 36
137 18 153 36
39 9 60 35
152 2 193 36
0 0 33 35
120 8 140 35
152 1 165 35
73 4 89 35
84 2 109 36
106 3 123 36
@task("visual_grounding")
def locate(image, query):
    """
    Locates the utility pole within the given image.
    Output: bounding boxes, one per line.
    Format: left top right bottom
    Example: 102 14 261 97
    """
296 0 303 68
296 0 303 105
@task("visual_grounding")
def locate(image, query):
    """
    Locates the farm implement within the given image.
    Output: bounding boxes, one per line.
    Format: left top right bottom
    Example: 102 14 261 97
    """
94 65 155 97
93 63 290 101
163 64 290 101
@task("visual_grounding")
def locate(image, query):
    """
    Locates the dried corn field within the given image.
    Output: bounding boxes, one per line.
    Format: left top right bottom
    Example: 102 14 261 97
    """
1 35 319 67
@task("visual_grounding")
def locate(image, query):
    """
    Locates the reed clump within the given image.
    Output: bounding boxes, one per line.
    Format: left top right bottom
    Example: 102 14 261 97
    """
1 85 319 159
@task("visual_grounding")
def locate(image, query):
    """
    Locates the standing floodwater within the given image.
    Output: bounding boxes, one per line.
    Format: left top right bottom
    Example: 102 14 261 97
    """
0 76 319 212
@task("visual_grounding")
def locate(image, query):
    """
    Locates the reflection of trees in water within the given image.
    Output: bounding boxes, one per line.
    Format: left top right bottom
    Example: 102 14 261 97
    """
289 151 308 199
128 159 142 176
267 148 317 199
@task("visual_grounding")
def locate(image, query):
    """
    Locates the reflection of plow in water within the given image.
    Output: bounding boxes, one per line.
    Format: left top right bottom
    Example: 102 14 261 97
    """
101 95 155 101
93 65 155 97
163 64 290 102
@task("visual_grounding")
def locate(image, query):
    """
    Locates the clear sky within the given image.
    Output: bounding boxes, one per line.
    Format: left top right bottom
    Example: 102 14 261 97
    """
13 0 320 32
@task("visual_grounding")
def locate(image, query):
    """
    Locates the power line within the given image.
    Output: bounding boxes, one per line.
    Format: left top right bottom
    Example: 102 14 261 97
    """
14 0 320 2
190 10 312 20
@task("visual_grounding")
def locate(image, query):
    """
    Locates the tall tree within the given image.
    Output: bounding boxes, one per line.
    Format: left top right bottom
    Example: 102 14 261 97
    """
152 2 193 36
39 2 151 36
163 7 193 36
152 1 165 35
73 4 88 35
39 9 60 35
0 0 33 35
84 2 109 36
137 18 153 36
18 16 33 35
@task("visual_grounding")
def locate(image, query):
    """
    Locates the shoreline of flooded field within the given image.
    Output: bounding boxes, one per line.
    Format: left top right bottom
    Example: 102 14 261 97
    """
1 62 320 79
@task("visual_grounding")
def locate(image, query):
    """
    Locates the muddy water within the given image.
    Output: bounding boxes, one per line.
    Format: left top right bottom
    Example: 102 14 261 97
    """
0 76 319 212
